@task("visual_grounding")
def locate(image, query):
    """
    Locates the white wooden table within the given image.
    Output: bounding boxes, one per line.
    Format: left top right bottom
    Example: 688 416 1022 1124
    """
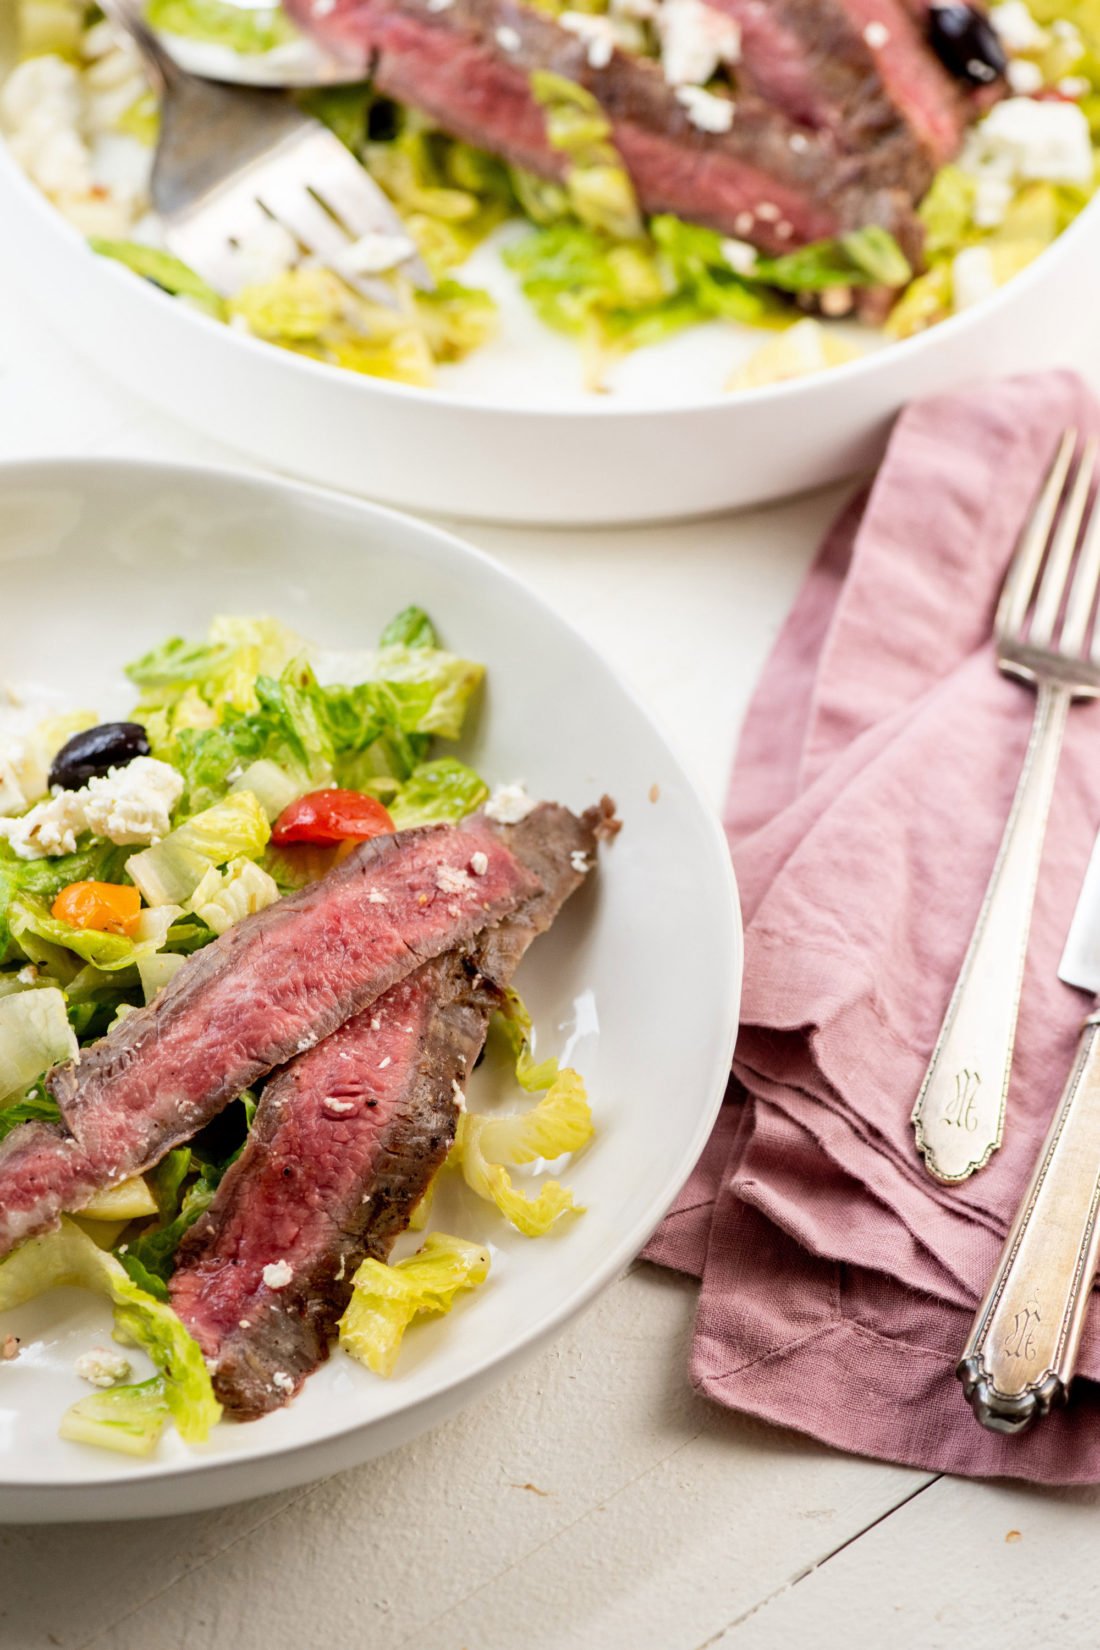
3 259 1100 1650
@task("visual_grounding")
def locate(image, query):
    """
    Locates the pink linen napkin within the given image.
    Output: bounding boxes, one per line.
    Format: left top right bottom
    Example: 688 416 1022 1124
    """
645 370 1100 1483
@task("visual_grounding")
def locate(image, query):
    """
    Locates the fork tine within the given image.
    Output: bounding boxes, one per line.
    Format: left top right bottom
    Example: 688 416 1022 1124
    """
997 429 1077 641
253 167 355 271
1061 443 1100 657
1031 437 1095 647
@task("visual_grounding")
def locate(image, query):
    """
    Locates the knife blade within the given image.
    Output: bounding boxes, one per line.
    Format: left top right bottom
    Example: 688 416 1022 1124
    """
1060 828 1100 995
959 822 1100 1434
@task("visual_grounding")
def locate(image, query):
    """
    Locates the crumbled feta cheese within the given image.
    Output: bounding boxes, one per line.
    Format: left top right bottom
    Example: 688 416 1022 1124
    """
1 1334 20 1360
0 789 85 858
789 132 809 154
379 1055 392 1069
571 850 591 874
990 0 1048 52
16 964 37 986
1006 58 1043 94
296 1033 318 1053
83 758 184 846
496 24 522 51
335 230 419 279
721 237 758 276
75 1347 132 1388
612 0 658 17
863 20 890 49
239 1319 251 1329
658 0 740 87
271 1371 295 1394
972 171 1014 227
427 0 455 11
371 1017 382 1031
367 889 388 905
1058 75 1091 99
559 11 639 67
819 284 854 318
971 97 1093 187
452 1079 466 1110
755 200 780 222
323 1095 357 1115
262 1259 293 1289
485 783 536 825
436 863 472 895
951 244 997 310
314 0 338 13
470 851 489 876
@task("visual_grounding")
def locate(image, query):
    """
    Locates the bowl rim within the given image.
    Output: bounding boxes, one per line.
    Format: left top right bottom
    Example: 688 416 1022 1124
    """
1 119 1095 423
0 452 743 1497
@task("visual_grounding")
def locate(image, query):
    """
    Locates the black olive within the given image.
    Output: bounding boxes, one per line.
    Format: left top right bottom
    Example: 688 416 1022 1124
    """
928 3 1007 85
48 721 151 790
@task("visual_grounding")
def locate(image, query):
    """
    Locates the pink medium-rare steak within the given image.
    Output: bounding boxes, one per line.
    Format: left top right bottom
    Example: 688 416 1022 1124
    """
0 807 587 1258
169 798 608 1417
286 0 935 258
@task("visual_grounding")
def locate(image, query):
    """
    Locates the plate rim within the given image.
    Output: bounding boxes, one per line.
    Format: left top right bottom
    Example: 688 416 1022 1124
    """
0 452 742 1500
0 123 1095 422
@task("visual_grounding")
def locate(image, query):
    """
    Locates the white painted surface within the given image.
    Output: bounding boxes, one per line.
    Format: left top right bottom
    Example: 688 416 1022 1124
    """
2 252 1099 1647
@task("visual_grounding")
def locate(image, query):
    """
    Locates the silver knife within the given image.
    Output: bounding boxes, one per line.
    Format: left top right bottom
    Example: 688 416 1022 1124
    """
958 827 1100 1433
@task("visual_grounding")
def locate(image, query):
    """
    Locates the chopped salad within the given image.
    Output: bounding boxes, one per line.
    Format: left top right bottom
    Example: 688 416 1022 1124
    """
0 610 595 1457
0 0 1097 389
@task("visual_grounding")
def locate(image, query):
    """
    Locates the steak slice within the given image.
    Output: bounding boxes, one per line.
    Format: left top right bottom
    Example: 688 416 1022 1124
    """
286 0 927 257
0 809 575 1259
169 799 608 1417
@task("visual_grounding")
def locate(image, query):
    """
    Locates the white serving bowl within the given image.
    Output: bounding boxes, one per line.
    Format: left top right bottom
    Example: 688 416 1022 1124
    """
0 457 740 1521
3 20 1097 523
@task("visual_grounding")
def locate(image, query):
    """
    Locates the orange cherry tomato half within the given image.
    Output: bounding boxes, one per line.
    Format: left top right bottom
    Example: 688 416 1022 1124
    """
271 789 395 847
52 881 142 937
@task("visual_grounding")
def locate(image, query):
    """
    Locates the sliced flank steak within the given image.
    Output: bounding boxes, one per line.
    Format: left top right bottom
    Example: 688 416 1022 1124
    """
286 0 935 258
169 799 609 1418
0 806 588 1259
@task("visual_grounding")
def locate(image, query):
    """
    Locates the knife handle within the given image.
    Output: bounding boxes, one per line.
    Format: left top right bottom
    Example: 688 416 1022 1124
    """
958 1013 1100 1433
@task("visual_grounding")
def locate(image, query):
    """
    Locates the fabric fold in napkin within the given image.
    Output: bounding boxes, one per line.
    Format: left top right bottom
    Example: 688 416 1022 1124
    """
646 370 1100 1483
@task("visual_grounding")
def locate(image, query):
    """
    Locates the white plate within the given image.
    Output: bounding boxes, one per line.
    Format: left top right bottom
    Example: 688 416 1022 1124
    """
3 18 1099 523
0 457 741 1521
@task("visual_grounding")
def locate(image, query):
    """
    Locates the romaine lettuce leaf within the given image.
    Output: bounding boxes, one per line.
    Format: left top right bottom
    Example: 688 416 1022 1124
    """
88 240 227 320
338 1232 490 1376
144 0 295 54
7 898 182 974
379 605 439 650
126 791 271 906
531 71 642 240
60 1377 170 1458
0 985 78 1103
387 760 490 829
0 840 132 966
451 993 594 1236
0 1083 61 1142
187 857 280 935
0 1218 220 1443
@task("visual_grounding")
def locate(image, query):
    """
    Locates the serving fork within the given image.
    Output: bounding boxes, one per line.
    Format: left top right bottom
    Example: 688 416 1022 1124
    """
912 430 1100 1184
97 0 431 300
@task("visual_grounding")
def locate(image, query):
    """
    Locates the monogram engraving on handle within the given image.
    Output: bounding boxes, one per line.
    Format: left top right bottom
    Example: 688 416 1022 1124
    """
942 1069 981 1131
1004 1300 1041 1362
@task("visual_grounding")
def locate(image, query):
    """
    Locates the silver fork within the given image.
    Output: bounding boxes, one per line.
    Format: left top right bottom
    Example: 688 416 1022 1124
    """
912 429 1100 1184
98 0 432 299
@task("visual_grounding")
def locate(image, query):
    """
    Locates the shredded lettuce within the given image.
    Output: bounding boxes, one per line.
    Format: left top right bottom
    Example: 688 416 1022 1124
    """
338 1232 491 1377
143 0 295 54
531 72 643 240
88 240 227 320
451 991 594 1236
0 1218 221 1445
126 791 271 906
0 986 77 1104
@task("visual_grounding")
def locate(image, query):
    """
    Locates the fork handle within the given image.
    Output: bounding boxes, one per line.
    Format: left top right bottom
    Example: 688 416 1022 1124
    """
911 680 1071 1183
958 1011 1100 1432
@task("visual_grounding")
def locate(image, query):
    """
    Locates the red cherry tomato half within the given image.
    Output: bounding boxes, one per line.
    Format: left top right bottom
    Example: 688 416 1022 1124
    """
271 789 395 846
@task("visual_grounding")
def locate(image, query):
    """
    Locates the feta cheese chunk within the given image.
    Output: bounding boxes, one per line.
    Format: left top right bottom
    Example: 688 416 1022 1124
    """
989 0 1048 52
335 230 419 279
658 0 740 88
484 783 536 825
262 1259 294 1290
676 84 736 134
75 1347 132 1388
0 757 183 859
972 97 1094 188
951 244 997 311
